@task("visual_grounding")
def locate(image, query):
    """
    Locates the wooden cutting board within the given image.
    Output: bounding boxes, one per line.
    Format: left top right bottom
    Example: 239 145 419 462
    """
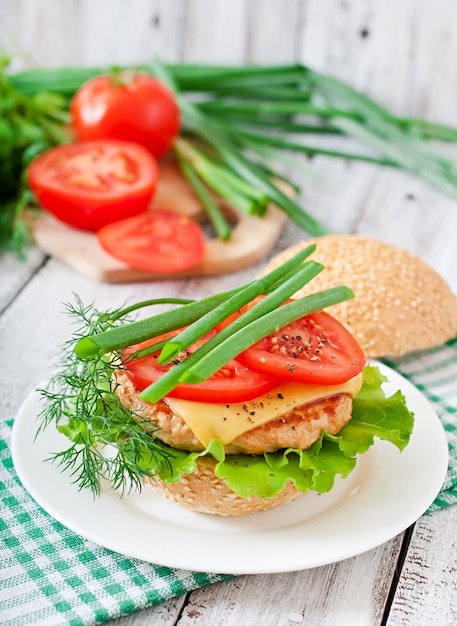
30 160 287 283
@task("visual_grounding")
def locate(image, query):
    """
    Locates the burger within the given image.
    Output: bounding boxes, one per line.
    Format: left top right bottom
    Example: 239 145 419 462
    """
40 235 457 516
114 330 365 516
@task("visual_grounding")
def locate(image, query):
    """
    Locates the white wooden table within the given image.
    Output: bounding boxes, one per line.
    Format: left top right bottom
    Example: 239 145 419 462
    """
1 1 457 624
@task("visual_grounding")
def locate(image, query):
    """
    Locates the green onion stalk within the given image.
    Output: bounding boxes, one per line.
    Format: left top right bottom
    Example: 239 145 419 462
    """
5 58 457 254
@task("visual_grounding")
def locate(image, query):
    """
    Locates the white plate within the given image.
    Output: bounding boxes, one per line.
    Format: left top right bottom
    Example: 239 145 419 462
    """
11 362 448 575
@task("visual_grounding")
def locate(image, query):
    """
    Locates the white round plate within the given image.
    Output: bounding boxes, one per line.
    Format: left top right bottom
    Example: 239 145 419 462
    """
11 362 448 575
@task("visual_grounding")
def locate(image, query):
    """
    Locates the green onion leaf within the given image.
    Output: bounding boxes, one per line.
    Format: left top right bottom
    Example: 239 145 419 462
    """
157 244 318 364
74 288 243 358
176 153 232 241
140 284 352 403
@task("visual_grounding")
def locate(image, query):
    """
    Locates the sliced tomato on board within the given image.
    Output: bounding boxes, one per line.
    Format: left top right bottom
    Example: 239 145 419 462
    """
70 72 180 158
97 209 206 273
27 140 158 231
124 329 278 403
238 310 366 385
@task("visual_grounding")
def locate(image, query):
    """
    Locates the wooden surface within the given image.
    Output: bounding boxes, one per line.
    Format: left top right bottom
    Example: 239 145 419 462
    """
2 1 457 624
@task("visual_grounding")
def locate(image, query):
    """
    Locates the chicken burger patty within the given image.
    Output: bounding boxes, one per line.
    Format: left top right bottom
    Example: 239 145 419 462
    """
115 371 356 454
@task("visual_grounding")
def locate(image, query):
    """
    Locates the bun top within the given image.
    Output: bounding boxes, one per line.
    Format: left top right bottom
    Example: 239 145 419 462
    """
261 234 457 358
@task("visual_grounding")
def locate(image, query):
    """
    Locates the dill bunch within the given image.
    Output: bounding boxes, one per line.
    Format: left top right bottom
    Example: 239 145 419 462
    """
37 296 174 496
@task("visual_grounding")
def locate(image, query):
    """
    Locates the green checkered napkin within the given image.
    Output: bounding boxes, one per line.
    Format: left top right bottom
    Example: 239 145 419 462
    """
0 422 232 626
1 339 457 625
383 337 457 511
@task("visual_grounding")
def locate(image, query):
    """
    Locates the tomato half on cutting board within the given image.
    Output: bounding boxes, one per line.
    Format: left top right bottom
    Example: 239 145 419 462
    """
27 140 158 231
97 209 206 273
70 72 180 158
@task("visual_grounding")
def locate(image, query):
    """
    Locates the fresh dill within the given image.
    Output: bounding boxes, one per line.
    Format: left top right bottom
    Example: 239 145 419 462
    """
37 295 187 496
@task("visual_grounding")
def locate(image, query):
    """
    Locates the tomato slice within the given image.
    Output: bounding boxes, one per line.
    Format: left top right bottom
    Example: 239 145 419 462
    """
239 310 366 385
123 330 278 403
27 140 158 231
97 209 205 273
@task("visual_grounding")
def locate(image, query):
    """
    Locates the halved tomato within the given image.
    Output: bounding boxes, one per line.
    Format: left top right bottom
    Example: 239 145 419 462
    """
238 310 366 385
27 140 158 231
97 209 205 273
124 329 278 403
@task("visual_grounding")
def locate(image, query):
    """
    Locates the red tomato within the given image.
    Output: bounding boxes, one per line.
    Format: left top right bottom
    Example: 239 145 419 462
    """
124 330 278 403
239 310 366 385
70 72 180 158
97 209 205 273
27 140 158 231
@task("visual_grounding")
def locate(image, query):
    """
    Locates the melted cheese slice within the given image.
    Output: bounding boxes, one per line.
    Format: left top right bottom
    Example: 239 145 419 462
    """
165 374 363 447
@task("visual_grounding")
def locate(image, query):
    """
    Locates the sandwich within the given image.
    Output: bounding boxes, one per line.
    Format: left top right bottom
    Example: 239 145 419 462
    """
39 234 456 516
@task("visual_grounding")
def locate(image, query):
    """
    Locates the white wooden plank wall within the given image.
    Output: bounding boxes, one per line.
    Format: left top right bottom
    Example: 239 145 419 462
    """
2 0 457 122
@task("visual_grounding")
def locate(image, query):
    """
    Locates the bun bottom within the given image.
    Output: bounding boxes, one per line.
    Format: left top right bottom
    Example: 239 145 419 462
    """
144 455 303 516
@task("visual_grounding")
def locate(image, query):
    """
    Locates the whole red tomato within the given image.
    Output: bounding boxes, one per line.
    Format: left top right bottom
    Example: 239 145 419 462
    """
70 72 180 158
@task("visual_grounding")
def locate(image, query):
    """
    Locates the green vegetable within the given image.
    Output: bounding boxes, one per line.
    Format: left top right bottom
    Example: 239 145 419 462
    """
139 268 348 403
74 245 318 359
176 151 231 241
73 288 238 359
210 364 414 498
166 62 457 205
176 286 351 385
72 247 355 403
0 57 71 256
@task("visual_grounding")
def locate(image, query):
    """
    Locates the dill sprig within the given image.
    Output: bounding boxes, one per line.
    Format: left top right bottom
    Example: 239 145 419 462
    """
37 295 192 496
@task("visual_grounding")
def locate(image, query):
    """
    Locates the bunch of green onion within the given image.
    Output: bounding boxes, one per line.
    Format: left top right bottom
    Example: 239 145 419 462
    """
6 60 457 251
73 244 352 403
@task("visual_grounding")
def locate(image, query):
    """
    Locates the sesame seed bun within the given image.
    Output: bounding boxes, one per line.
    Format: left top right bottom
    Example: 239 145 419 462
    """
144 456 303 516
261 234 457 358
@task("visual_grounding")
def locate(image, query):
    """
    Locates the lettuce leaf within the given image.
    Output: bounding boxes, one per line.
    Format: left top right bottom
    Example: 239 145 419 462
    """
333 365 414 457
146 365 415 499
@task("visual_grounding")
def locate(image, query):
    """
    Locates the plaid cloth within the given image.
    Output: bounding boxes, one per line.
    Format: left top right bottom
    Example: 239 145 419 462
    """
383 336 457 511
0 420 231 626
1 339 457 625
